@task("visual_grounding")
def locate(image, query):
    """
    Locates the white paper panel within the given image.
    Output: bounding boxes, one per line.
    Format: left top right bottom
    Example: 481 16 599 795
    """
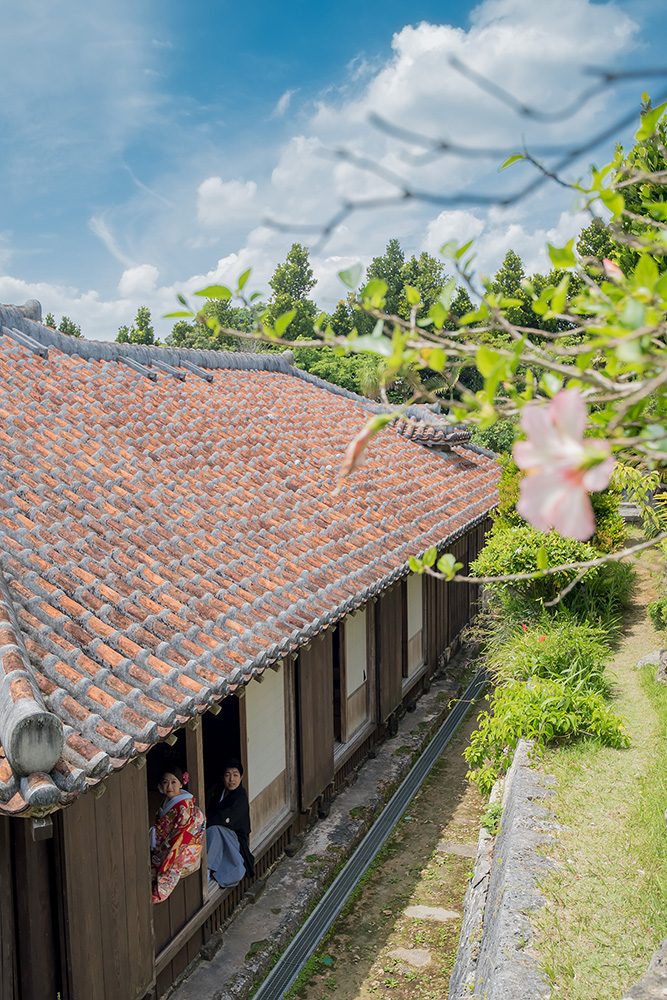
245 665 286 800
407 574 423 640
345 609 367 696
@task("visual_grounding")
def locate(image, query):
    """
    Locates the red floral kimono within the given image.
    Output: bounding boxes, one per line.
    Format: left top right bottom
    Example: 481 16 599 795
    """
150 791 205 903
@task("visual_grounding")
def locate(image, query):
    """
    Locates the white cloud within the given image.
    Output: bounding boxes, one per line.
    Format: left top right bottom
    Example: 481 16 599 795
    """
196 177 259 228
118 264 160 297
423 206 591 279
273 89 298 117
89 217 135 267
0 0 647 346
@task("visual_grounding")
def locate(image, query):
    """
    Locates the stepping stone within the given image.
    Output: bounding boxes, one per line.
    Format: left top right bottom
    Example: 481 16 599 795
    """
389 947 431 968
436 840 477 858
404 905 460 922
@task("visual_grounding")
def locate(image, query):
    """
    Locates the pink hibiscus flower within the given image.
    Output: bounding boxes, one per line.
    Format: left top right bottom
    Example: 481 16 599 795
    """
513 389 615 541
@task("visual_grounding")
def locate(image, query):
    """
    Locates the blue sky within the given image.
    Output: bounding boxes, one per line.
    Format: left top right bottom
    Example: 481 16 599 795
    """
1 0 666 339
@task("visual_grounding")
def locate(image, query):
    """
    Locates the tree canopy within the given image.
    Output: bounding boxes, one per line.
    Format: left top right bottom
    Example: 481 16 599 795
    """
116 306 156 345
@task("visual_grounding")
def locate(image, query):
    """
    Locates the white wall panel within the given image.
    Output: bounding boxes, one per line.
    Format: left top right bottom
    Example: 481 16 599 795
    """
407 574 423 640
345 609 367 695
245 666 286 800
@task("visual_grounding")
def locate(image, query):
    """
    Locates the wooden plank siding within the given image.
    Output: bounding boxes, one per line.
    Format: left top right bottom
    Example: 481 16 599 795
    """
376 584 404 721
296 633 334 810
59 763 154 1000
0 817 18 1000
7 819 60 999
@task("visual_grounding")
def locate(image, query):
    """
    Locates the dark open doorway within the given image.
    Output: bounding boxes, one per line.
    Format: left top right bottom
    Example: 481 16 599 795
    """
202 696 242 810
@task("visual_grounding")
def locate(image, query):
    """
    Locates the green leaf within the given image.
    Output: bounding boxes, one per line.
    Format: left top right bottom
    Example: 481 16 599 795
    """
636 101 667 141
547 239 577 270
455 239 474 261
163 310 194 318
237 268 251 291
476 345 501 378
177 293 189 307
429 347 446 371
274 309 297 336
339 263 363 290
436 554 464 579
540 372 562 396
550 274 570 316
645 201 667 222
367 413 395 433
536 546 548 571
404 285 421 306
362 278 388 307
409 556 423 573
600 188 625 218
430 302 447 329
633 253 659 291
423 546 437 568
194 284 232 299
500 153 525 170
440 240 459 259
438 277 456 310
351 335 392 356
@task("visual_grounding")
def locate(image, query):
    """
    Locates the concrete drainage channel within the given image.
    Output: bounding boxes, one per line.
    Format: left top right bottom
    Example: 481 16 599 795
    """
169 643 485 1000
252 665 488 1000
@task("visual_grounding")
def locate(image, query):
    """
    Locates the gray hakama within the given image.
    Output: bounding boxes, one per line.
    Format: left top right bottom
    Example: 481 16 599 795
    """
206 825 246 888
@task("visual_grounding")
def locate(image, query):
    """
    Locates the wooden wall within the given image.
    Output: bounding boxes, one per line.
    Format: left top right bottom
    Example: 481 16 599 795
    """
424 518 491 673
58 762 155 1000
0 814 61 1000
0 817 17 1000
296 633 334 810
376 584 404 721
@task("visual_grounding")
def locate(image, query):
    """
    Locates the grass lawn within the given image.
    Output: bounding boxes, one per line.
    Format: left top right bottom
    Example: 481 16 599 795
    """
535 540 667 999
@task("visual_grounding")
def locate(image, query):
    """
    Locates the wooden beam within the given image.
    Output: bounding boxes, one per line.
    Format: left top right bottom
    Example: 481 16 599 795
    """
185 721 207 905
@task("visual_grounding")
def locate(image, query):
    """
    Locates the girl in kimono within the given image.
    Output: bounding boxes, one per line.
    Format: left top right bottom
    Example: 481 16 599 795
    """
150 767 206 904
206 759 255 889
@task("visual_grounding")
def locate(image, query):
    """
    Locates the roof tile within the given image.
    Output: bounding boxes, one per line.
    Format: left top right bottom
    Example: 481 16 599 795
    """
0 313 499 814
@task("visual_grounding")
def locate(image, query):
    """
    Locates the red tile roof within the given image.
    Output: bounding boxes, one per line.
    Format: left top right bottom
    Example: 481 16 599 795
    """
0 302 499 814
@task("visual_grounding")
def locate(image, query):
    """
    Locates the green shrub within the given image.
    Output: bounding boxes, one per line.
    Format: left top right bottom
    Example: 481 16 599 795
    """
569 560 635 624
590 490 627 554
492 454 523 529
464 677 630 795
472 525 600 604
493 458 625 554
471 419 517 456
487 618 612 696
648 595 667 631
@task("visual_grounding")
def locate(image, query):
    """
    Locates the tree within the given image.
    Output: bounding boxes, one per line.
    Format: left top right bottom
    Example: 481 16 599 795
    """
266 243 318 342
398 251 448 320
364 239 405 318
576 217 617 269
168 300 258 351
116 306 156 345
489 249 535 329
44 313 82 337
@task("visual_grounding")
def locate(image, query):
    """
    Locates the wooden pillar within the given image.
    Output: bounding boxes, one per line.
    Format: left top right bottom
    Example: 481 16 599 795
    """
12 818 60 999
0 817 18 1000
185 719 207 898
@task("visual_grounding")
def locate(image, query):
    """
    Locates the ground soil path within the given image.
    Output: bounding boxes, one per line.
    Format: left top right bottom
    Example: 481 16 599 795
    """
287 699 489 1000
